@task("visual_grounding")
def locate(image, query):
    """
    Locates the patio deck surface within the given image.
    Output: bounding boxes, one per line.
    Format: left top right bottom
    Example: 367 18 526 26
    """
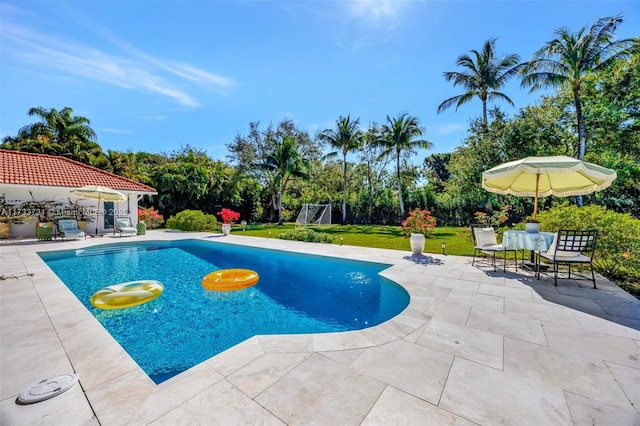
1 231 639 425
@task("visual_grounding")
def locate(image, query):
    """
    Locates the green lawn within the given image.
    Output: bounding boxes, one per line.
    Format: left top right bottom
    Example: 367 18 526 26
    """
231 223 476 256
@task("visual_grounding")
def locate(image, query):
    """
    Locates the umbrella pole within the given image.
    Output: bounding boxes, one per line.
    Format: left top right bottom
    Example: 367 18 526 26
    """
533 174 540 220
96 195 101 235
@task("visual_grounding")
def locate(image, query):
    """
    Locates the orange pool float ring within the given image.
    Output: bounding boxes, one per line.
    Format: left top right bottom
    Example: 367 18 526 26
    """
202 269 259 291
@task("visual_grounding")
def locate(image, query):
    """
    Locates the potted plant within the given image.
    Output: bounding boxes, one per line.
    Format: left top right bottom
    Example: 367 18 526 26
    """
217 208 240 236
401 208 437 255
0 194 28 239
525 218 540 233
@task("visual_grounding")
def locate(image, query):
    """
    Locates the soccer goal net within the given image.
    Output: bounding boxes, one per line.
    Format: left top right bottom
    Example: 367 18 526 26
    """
295 204 331 227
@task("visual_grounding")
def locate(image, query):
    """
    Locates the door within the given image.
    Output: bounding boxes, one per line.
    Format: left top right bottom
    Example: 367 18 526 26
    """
103 201 115 231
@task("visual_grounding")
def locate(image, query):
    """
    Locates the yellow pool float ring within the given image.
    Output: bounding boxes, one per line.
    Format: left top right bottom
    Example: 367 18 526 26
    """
91 280 164 310
202 269 259 291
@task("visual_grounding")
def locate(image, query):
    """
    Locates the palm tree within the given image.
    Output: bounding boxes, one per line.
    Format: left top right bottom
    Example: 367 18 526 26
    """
261 137 310 224
375 113 433 218
437 38 522 125
17 107 101 163
318 115 363 224
521 15 637 162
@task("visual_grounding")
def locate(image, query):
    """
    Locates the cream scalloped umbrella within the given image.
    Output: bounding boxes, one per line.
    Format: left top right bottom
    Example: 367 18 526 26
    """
70 186 127 234
482 156 617 220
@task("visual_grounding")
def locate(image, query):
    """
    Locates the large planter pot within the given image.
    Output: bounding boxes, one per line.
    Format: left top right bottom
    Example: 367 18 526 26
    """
409 233 426 255
221 223 231 236
11 218 36 238
525 222 540 233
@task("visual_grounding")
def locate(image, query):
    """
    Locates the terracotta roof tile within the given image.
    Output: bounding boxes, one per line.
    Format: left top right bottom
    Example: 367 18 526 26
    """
0 150 156 193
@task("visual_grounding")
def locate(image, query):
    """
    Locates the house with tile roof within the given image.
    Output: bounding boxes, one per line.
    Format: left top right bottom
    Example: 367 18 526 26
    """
0 149 157 237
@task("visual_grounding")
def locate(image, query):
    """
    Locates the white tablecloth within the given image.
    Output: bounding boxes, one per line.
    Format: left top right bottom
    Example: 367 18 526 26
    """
503 231 555 251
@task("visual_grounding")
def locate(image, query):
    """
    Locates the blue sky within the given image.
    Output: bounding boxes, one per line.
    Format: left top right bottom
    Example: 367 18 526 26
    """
1 1 638 162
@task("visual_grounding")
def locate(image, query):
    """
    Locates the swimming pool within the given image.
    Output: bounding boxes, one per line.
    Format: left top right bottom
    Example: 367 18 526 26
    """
39 239 409 383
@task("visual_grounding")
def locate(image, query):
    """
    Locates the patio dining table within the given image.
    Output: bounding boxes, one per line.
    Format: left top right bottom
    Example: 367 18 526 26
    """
503 230 556 252
503 230 556 268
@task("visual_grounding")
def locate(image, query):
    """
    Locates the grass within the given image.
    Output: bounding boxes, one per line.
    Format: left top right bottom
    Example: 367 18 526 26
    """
231 223 476 256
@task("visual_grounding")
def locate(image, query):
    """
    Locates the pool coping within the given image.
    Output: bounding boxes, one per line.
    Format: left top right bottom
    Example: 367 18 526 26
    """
1 231 639 425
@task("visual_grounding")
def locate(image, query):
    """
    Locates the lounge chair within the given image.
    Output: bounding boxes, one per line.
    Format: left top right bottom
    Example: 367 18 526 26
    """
471 224 518 272
114 217 138 237
535 229 598 288
57 219 86 241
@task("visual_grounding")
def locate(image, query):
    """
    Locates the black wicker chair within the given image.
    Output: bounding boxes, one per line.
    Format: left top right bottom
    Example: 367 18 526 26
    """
535 229 598 288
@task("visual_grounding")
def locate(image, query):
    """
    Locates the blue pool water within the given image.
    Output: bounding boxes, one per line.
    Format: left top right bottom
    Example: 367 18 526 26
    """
39 239 409 383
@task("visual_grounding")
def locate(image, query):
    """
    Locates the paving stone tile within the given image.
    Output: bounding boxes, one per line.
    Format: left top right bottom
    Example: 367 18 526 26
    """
318 348 365 365
432 277 480 292
565 391 640 425
255 353 385 425
205 336 265 377
129 362 224 425
257 334 313 353
151 379 284 425
459 271 506 285
478 282 535 302
571 310 640 339
402 323 428 343
416 319 503 369
351 339 453 405
444 288 504 313
228 352 311 398
440 357 572 425
467 308 547 345
504 298 580 327
593 296 640 320
85 370 155 426
543 322 640 370
504 337 631 409
362 386 475 425
531 291 610 317
605 361 640 414
312 330 377 352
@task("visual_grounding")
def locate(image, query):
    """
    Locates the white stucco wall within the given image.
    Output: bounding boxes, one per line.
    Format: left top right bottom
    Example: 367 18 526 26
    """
1 184 142 238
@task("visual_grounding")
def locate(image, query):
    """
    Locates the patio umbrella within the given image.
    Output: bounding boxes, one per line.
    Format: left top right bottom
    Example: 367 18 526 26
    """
482 156 617 219
70 185 127 234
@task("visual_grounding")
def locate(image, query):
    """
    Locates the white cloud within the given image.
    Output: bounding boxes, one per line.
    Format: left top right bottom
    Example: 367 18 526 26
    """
345 0 406 30
138 115 167 121
0 18 235 108
98 128 135 135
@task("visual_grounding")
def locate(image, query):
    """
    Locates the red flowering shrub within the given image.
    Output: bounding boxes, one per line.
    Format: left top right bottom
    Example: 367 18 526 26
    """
138 207 164 229
474 205 510 228
217 208 240 224
401 208 436 238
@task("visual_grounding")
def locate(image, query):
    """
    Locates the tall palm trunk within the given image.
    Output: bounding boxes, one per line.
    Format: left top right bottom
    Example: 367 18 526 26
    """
277 187 283 224
396 152 405 217
342 152 348 224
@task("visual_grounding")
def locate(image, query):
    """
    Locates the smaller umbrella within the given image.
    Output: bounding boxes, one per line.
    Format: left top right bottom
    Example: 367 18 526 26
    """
482 156 617 219
70 186 127 234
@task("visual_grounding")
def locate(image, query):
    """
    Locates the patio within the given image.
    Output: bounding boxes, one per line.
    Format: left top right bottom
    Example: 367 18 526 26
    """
1 231 639 425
